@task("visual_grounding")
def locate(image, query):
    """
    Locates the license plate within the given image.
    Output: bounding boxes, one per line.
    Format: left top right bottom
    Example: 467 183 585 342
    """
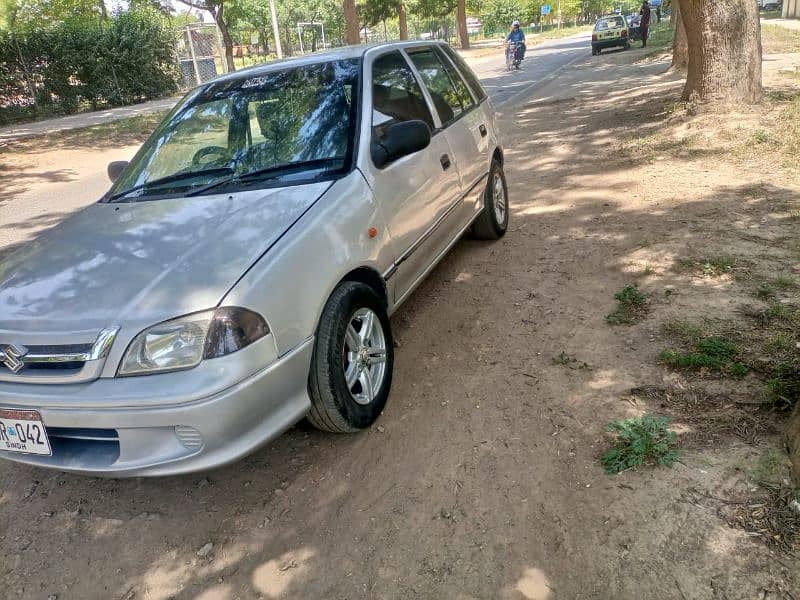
0 409 51 455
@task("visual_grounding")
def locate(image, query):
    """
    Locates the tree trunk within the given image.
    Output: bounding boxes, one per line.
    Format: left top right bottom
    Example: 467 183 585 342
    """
677 0 762 103
672 2 688 69
343 0 360 45
456 0 469 49
788 404 800 488
213 6 236 72
398 3 408 40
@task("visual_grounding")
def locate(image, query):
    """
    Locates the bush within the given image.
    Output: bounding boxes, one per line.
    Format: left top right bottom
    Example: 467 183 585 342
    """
0 9 179 124
602 415 680 474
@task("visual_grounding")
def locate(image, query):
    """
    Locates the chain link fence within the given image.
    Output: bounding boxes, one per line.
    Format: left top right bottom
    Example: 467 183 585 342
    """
177 25 227 89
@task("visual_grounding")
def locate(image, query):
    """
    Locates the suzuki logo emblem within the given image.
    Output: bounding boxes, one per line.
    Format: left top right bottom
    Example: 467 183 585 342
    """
2 344 28 373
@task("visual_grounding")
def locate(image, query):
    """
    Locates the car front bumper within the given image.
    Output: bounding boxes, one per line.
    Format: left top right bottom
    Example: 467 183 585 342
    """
0 338 314 477
592 38 628 49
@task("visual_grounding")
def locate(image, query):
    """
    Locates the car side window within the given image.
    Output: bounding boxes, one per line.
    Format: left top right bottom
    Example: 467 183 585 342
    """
371 51 435 144
406 48 467 126
434 48 475 109
440 45 487 103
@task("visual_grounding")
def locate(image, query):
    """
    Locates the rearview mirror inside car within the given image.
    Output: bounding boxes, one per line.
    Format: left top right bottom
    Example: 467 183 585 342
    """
371 120 431 169
107 160 129 183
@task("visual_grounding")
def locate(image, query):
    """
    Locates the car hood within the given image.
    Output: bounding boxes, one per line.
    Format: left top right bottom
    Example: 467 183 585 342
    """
0 182 332 336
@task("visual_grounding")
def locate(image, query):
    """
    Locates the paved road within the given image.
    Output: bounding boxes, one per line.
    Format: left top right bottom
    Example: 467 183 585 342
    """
468 33 591 109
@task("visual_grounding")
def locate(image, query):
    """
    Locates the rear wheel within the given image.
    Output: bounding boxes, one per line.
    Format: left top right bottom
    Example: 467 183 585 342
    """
307 282 393 433
472 160 509 240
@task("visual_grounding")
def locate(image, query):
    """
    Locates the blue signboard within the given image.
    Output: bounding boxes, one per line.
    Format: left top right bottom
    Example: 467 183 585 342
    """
541 4 551 15
650 0 662 5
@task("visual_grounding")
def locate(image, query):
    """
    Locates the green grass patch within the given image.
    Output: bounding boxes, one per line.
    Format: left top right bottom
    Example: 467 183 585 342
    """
753 129 774 145
765 332 796 353
606 284 649 326
659 336 748 376
766 363 800 411
774 276 796 289
661 319 704 343
672 256 736 277
601 415 680 474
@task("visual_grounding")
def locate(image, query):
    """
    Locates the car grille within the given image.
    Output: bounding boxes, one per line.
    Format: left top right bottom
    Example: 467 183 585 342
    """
0 328 119 384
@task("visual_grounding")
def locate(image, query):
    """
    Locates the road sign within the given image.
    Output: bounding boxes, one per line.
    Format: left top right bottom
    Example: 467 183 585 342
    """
541 4 551 15
650 0 662 5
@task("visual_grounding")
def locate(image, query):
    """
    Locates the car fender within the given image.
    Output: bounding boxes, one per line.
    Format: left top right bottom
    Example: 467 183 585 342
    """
221 169 395 357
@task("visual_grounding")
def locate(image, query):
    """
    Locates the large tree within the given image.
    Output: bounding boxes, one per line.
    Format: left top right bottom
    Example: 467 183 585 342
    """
456 0 468 48
343 0 359 43
677 0 762 103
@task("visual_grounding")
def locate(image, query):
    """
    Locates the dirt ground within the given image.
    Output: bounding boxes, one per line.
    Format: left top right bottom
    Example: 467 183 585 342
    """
2 42 800 600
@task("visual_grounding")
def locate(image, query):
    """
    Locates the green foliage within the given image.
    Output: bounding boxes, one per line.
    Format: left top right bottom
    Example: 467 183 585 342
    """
659 336 748 377
601 415 680 474
0 7 178 123
661 319 704 343
606 284 649 325
766 363 800 411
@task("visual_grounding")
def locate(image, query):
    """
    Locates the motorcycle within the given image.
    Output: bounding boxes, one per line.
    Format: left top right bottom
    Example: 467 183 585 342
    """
505 42 523 71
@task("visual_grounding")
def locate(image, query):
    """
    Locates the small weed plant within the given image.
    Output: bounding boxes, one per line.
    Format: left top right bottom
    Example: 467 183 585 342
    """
606 285 649 326
602 415 680 474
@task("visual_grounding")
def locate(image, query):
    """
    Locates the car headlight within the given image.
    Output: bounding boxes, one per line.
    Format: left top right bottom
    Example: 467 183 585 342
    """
118 307 269 376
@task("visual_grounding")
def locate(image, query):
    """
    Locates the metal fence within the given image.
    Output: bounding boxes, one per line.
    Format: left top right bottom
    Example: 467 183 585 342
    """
177 25 227 88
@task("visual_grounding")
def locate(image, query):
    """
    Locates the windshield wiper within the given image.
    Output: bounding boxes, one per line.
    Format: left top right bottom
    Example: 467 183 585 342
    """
106 167 235 203
185 158 344 197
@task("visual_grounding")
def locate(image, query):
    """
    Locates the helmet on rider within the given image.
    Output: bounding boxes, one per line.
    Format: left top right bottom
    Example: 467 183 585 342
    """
512 20 521 28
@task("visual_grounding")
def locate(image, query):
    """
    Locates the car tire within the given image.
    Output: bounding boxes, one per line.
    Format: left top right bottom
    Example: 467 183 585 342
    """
472 160 509 240
307 281 394 433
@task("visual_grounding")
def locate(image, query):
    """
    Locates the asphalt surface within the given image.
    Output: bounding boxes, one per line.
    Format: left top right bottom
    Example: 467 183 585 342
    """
467 33 591 109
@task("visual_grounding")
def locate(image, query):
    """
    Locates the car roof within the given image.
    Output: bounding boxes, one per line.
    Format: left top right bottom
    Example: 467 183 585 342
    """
208 40 452 87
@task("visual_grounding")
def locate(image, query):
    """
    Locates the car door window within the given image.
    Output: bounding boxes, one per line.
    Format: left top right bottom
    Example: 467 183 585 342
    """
407 48 468 126
371 51 435 145
440 45 487 102
434 48 475 109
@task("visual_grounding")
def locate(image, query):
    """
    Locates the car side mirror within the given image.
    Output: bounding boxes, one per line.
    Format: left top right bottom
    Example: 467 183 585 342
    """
371 120 431 169
107 160 129 183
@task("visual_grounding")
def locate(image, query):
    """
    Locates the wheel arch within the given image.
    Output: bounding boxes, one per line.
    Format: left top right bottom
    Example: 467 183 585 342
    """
340 266 389 308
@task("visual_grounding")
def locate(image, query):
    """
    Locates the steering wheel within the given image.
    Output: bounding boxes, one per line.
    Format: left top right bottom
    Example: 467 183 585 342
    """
192 146 229 167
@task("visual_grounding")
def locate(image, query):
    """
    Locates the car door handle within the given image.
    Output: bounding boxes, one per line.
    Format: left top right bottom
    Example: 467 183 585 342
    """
479 124 487 137
440 154 451 171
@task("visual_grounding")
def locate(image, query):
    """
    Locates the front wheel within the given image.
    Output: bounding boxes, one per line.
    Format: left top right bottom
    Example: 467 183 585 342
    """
472 160 509 240
307 282 394 432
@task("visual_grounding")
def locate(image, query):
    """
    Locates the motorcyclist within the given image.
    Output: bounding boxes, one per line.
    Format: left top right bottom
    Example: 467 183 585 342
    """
505 20 526 62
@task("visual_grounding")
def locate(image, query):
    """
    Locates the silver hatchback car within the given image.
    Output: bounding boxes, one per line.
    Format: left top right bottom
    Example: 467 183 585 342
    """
0 41 508 476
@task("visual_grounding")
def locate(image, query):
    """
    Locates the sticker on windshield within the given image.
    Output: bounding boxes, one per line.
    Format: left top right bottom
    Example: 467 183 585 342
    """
241 77 270 89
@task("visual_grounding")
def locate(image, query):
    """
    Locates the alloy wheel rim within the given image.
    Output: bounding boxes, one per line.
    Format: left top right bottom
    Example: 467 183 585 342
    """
492 173 506 224
343 308 387 405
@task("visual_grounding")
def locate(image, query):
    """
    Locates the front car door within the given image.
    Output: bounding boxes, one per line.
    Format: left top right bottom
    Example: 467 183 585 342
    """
360 49 463 305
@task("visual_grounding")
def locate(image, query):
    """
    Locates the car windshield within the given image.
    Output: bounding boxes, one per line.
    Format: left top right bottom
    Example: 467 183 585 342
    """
107 59 360 201
595 17 625 30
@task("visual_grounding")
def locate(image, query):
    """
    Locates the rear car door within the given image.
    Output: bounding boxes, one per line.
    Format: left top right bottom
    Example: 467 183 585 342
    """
365 50 463 303
410 46 489 195
406 46 488 235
